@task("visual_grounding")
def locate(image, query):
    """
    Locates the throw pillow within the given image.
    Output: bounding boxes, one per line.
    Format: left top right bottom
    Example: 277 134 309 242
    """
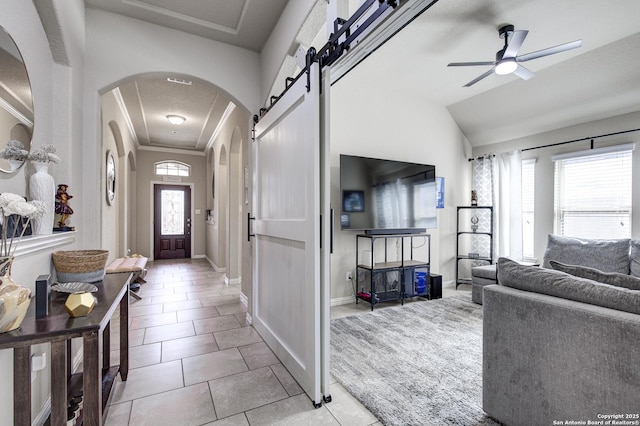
630 240 640 278
542 234 630 274
497 257 640 316
549 260 640 291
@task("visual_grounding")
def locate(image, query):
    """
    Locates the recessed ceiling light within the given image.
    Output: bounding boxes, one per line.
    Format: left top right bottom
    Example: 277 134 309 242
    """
166 115 186 125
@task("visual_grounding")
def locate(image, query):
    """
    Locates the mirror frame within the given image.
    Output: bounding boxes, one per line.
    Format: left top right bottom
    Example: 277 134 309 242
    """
0 26 34 174
106 151 116 205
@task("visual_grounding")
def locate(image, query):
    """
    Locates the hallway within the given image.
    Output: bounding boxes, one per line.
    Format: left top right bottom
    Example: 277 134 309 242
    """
104 259 380 425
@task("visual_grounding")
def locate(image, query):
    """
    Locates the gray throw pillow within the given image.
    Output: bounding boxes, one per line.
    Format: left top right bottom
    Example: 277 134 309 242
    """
549 260 640 291
498 257 640 316
542 234 630 274
630 240 640 278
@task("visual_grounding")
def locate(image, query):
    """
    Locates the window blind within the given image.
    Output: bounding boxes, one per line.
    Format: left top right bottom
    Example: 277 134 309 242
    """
553 147 632 239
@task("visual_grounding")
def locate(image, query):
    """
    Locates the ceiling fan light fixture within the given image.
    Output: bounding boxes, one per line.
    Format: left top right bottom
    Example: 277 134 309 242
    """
166 114 186 125
495 59 518 75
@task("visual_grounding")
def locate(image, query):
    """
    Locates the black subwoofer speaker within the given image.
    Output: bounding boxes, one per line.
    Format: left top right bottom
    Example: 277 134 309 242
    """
429 273 442 299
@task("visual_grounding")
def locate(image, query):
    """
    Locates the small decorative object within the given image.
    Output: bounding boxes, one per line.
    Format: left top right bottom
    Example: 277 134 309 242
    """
54 184 74 231
28 144 60 235
471 214 479 232
106 151 115 205
471 190 478 206
468 252 481 259
51 282 98 293
64 292 96 317
52 249 109 283
35 274 50 319
0 193 45 332
0 140 29 172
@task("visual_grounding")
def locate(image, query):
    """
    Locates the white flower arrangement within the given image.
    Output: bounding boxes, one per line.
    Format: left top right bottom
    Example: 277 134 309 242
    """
0 140 29 161
0 193 45 257
28 144 60 164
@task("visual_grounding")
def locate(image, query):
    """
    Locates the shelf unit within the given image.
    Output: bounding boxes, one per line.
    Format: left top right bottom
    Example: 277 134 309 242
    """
456 206 493 288
355 233 431 310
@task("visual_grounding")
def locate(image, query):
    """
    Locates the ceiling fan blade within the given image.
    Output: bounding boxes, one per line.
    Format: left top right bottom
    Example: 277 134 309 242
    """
463 67 496 87
448 61 495 67
517 39 582 62
512 64 535 80
503 30 528 58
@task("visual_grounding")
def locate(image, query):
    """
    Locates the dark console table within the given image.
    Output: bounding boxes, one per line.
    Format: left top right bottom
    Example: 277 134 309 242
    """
0 273 131 426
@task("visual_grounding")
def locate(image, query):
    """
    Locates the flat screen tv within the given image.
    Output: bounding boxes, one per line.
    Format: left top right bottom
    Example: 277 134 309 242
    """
339 154 437 233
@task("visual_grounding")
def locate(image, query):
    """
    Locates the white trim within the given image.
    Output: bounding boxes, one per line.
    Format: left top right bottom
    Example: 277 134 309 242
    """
331 295 356 307
240 291 248 307
138 145 207 156
226 276 241 285
113 87 138 147
0 96 33 127
206 102 236 151
122 0 249 35
551 143 635 161
10 232 76 258
205 255 226 272
33 397 51 426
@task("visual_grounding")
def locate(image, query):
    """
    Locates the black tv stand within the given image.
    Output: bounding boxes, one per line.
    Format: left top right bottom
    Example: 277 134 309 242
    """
364 228 426 235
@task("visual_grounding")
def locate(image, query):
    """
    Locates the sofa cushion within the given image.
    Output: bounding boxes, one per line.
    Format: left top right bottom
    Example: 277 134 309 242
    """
471 264 497 280
549 260 640 291
498 257 640 316
542 234 630 274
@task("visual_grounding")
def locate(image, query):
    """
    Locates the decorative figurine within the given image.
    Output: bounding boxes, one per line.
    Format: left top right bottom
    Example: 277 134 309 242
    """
471 190 478 206
54 184 74 231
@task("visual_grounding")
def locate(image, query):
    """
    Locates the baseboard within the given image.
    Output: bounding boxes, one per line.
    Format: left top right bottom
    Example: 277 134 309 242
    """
226 276 241 285
205 256 226 273
35 347 83 425
192 254 205 259
240 292 252 325
34 397 51 426
331 295 356 306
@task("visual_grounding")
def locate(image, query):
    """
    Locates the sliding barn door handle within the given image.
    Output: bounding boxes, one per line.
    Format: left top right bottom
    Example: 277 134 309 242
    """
247 213 255 241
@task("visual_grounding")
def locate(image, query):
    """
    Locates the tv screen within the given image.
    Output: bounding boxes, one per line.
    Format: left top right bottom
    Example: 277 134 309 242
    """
339 154 437 232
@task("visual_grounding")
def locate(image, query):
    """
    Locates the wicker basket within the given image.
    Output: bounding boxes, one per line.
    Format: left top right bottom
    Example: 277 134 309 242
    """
52 250 109 283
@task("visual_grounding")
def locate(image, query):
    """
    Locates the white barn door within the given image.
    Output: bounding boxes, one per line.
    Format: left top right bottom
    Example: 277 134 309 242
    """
252 62 330 406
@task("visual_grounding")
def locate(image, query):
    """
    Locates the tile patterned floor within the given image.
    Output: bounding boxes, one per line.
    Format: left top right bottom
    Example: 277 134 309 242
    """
104 259 382 426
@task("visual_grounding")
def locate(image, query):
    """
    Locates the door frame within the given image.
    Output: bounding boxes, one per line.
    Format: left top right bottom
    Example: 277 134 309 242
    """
149 181 195 261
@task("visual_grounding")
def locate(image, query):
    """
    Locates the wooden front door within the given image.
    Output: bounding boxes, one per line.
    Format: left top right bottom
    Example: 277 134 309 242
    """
154 184 191 259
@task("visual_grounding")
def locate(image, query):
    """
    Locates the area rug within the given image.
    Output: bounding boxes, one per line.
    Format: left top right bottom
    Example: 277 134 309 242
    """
330 295 499 426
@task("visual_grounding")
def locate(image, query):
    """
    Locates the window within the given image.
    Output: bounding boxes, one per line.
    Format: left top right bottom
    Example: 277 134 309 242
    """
155 161 190 177
553 145 633 239
521 159 535 259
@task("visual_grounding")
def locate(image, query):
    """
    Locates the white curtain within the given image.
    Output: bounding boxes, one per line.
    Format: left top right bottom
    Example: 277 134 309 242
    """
472 151 523 260
495 151 523 259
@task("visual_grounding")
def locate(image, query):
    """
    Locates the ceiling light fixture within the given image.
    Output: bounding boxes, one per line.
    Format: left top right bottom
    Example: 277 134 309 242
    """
494 59 518 75
166 115 186 125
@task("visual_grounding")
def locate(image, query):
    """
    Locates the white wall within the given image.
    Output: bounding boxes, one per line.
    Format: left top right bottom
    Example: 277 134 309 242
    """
329 53 472 303
82 8 261 250
0 1 84 424
472 111 640 263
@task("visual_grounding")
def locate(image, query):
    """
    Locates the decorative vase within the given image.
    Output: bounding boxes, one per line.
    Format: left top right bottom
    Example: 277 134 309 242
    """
0 256 32 333
29 161 55 235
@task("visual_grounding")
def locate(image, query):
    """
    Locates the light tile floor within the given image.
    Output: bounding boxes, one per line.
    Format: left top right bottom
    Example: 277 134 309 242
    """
105 258 470 425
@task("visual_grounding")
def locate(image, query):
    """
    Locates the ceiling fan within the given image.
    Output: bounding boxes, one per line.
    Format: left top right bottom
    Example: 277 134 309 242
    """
448 24 582 87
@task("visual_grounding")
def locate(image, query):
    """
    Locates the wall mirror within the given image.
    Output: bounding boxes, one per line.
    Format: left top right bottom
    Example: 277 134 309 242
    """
0 26 34 174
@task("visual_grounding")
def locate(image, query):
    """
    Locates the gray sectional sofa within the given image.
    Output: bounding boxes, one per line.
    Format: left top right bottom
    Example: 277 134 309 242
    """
482 235 640 426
